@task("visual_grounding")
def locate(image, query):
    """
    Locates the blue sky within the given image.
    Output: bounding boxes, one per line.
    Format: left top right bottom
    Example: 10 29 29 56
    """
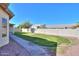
9 3 79 26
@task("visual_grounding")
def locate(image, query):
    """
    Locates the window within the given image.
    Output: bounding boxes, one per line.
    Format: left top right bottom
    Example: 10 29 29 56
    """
2 18 7 37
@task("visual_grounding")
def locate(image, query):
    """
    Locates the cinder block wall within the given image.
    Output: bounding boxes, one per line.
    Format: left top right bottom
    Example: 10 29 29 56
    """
20 28 79 38
35 29 79 37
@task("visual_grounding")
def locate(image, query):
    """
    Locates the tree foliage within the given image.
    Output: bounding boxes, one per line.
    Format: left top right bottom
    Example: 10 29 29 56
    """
17 21 32 29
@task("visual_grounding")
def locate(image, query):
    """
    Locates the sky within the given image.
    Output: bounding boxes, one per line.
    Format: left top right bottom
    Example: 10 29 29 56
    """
9 3 79 27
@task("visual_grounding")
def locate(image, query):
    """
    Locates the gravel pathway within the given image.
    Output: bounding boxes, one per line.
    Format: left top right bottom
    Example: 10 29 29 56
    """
0 39 30 56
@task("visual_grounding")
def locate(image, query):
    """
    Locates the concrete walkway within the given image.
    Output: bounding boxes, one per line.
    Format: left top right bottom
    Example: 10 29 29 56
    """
0 39 30 56
10 34 54 56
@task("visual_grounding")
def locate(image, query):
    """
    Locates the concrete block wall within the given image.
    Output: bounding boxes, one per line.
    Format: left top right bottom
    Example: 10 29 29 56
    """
35 29 79 37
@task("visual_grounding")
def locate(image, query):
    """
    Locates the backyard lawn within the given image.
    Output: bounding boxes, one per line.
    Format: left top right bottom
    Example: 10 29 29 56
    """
14 32 72 47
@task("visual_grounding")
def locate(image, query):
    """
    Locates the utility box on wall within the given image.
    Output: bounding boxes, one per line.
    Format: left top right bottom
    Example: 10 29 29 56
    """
0 3 14 47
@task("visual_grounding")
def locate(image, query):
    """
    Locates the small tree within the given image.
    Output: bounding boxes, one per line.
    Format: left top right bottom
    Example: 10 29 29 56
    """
17 21 32 32
37 26 41 29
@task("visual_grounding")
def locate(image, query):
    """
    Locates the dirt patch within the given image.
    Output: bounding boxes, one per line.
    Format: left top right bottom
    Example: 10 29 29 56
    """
64 37 79 45
56 37 79 56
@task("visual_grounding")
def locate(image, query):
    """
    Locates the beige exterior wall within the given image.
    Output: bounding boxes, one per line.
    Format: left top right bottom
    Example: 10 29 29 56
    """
14 28 22 32
0 7 9 47
22 28 30 32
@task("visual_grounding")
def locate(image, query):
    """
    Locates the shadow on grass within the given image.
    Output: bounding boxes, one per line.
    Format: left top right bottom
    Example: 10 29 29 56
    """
14 33 57 55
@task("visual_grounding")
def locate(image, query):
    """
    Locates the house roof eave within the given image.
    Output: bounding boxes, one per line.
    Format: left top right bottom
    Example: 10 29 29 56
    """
0 3 14 19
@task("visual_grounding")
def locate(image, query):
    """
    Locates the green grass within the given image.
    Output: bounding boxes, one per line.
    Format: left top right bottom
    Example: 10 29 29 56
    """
14 32 71 47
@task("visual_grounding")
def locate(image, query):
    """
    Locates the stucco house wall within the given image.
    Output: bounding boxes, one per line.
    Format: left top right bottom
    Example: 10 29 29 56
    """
0 7 9 47
0 3 14 47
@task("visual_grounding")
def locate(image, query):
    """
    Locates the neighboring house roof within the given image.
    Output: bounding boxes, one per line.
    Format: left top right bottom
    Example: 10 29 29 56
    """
46 24 77 28
31 24 77 28
0 3 14 19
31 24 42 28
